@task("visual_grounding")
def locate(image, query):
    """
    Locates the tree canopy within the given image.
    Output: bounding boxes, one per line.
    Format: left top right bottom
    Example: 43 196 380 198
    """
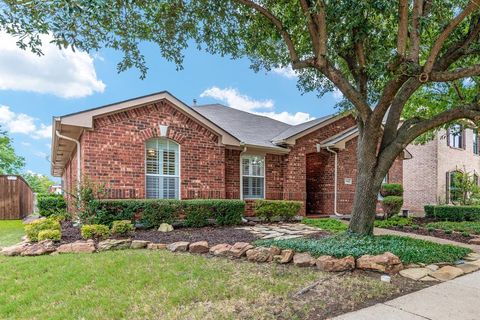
0 127 24 175
2 0 479 234
23 172 56 194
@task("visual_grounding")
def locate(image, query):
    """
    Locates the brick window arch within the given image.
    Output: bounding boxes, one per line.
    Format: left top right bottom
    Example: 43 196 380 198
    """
145 138 180 199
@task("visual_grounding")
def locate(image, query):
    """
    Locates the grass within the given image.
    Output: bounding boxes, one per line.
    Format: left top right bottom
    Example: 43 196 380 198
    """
0 220 24 247
0 250 397 319
302 218 348 233
256 234 471 264
425 221 480 235
374 217 413 229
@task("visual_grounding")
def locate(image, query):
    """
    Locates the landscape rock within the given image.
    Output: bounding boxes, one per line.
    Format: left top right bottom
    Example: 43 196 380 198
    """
464 253 480 261
228 242 253 258
293 252 315 267
130 240 150 249
189 241 209 254
425 264 439 272
456 263 480 274
209 243 232 256
269 246 281 256
468 237 480 245
419 276 439 282
399 268 431 281
147 243 167 250
20 240 56 256
97 239 132 251
56 240 96 254
356 252 403 274
316 255 355 272
430 266 464 281
158 223 174 232
276 249 295 264
246 247 272 263
1 243 30 256
167 241 190 252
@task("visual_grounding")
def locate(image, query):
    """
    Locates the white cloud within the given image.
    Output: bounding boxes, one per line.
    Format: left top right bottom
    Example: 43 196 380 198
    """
200 87 314 125
332 89 344 101
33 151 47 158
0 32 105 98
271 66 297 79
0 105 52 139
21 142 31 147
200 87 273 112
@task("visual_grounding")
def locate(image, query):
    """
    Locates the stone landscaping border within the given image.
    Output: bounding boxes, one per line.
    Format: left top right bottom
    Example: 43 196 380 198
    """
3 237 479 283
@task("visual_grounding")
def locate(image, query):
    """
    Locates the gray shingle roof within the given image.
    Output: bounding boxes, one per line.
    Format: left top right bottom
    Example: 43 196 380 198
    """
192 104 291 149
271 114 334 142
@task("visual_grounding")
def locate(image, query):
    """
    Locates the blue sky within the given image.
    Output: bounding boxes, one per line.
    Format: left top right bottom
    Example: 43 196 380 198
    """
0 33 339 180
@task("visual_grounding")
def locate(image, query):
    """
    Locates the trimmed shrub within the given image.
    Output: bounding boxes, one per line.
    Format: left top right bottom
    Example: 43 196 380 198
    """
424 205 480 221
24 218 61 242
426 221 480 235
38 229 62 242
81 224 110 240
374 216 413 228
380 184 403 197
37 194 67 217
111 220 135 236
253 200 302 222
84 199 244 228
381 196 403 219
140 200 181 228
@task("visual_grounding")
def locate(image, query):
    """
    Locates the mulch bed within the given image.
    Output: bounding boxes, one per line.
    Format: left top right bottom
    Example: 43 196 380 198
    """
387 226 474 244
60 221 262 246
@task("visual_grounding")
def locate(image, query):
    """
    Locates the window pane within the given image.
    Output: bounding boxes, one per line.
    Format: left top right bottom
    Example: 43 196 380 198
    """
243 177 264 198
146 175 159 199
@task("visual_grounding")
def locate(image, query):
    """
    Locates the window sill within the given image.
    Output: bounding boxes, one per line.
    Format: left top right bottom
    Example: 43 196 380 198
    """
448 146 465 151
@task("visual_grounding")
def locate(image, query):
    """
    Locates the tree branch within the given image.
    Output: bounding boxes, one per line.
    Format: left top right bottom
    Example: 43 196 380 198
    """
235 0 300 63
397 0 408 59
409 0 423 62
430 64 480 81
423 0 480 74
300 0 320 55
315 0 327 66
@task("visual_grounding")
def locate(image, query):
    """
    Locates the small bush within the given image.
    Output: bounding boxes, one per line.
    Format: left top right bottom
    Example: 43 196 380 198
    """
380 184 403 197
374 216 413 229
81 224 110 240
381 196 404 219
445 229 453 234
424 205 480 222
37 194 67 217
462 231 471 237
38 229 61 242
411 224 419 230
302 218 348 233
24 218 61 242
111 220 135 235
49 210 71 222
253 200 302 222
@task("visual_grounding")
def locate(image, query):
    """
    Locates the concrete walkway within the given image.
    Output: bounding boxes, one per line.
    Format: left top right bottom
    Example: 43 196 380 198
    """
334 270 480 320
374 227 480 253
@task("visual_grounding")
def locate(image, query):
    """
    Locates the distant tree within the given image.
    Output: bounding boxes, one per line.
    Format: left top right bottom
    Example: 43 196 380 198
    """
0 127 25 174
3 1 480 234
23 172 56 194
449 169 480 205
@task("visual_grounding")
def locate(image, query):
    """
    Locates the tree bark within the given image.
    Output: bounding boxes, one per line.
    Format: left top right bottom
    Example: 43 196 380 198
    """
348 126 388 235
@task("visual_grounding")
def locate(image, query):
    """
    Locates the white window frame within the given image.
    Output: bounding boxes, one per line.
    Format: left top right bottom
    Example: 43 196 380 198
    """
240 154 266 200
145 138 181 199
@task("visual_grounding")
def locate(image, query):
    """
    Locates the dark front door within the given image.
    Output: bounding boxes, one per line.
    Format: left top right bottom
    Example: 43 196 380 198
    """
306 152 328 215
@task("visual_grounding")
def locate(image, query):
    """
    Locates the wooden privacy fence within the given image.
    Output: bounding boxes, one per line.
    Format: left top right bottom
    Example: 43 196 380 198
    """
0 175 34 219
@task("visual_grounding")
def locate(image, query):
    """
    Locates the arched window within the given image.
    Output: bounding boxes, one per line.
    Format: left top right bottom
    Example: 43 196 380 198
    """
145 138 180 199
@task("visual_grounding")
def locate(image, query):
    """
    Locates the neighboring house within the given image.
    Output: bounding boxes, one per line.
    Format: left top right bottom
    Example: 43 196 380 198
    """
403 125 480 213
48 185 63 195
51 91 404 216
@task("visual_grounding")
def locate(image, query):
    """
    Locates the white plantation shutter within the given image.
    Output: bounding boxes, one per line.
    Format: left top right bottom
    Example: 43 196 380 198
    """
145 138 180 199
242 155 265 199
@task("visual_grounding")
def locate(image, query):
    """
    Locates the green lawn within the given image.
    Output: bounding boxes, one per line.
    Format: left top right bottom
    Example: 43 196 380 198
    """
257 234 471 264
0 250 397 320
0 220 24 247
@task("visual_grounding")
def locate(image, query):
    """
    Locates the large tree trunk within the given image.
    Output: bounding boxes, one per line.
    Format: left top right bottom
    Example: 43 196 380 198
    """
348 126 388 235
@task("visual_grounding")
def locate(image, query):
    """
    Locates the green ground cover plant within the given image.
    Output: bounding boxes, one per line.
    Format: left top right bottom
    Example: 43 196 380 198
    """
302 218 348 233
257 234 471 264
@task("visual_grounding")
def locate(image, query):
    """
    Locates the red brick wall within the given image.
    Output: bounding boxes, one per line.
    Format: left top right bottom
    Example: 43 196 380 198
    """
225 149 241 199
285 115 358 215
77 99 226 199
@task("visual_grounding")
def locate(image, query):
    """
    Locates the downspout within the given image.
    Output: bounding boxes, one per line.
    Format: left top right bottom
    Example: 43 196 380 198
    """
325 146 343 216
239 142 247 200
55 130 81 195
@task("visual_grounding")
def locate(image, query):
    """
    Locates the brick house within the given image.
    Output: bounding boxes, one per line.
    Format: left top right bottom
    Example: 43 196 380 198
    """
403 125 480 213
51 91 403 216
